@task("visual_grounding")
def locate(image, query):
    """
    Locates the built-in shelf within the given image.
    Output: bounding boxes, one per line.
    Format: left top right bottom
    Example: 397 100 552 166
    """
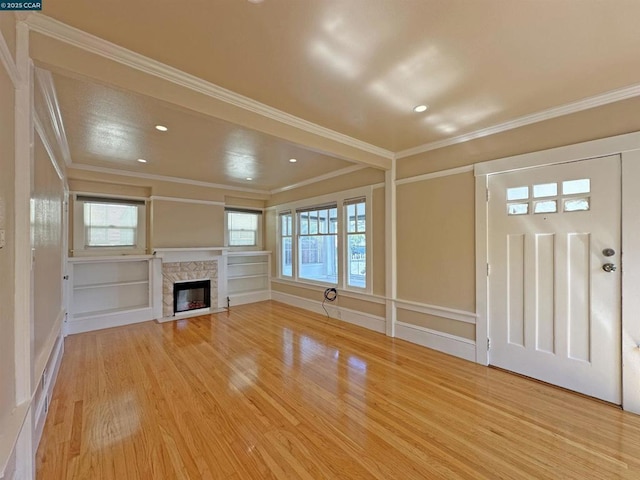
74 280 149 291
226 251 271 306
68 256 154 333
228 274 267 280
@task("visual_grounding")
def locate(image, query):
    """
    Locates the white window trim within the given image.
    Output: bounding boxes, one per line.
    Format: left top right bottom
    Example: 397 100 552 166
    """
224 207 264 251
278 210 294 279
71 192 148 257
342 196 371 292
275 185 373 294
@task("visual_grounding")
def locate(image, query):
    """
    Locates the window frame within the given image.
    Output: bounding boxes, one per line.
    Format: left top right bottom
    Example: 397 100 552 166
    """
72 193 148 256
296 203 339 285
343 197 368 291
276 186 372 293
224 207 263 250
279 211 294 278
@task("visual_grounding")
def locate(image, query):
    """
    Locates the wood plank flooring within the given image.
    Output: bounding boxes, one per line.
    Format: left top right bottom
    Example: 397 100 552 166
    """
37 301 640 479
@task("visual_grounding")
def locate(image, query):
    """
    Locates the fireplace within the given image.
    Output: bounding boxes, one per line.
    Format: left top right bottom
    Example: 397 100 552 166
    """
173 280 211 314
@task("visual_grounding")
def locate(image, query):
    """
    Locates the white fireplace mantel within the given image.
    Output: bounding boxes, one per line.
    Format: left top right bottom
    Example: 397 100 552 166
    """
153 247 227 263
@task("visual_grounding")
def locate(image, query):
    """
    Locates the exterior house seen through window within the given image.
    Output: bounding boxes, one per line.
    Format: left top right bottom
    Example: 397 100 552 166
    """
345 198 366 289
280 212 293 277
226 209 262 247
298 205 338 284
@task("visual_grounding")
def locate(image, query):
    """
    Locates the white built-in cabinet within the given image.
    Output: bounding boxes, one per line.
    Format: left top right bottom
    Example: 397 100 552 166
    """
225 251 271 306
67 251 272 333
67 256 154 334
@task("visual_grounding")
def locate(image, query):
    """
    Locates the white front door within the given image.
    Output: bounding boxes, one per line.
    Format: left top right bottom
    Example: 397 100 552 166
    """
488 155 621 403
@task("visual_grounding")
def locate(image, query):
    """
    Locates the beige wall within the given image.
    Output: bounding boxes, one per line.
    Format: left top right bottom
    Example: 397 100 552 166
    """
267 168 385 206
372 186 385 297
32 134 65 377
151 199 224 248
69 178 150 198
67 173 271 251
272 282 385 317
224 196 266 209
396 172 475 312
397 96 640 179
0 48 16 428
0 13 16 63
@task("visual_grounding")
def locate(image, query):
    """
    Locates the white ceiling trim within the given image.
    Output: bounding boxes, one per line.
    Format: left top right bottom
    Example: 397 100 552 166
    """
0 26 20 88
34 67 72 166
396 165 473 185
69 163 271 195
269 165 366 194
396 82 640 159
24 14 394 162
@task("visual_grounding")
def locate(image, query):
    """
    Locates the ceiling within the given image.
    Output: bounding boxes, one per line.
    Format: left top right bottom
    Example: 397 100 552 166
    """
28 0 640 193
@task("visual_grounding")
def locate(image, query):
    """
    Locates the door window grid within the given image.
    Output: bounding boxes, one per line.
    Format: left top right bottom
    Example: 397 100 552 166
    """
507 179 591 215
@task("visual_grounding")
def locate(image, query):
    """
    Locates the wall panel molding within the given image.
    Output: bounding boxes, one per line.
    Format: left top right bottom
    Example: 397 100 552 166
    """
395 321 476 362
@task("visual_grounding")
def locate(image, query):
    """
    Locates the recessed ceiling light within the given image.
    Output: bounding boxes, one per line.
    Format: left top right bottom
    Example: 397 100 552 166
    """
246 177 253 181
413 105 429 113
247 0 264 4
155 125 168 132
289 158 297 163
137 158 147 163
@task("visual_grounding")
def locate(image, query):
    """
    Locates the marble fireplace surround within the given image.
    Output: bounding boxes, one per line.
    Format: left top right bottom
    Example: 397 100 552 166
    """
152 248 227 322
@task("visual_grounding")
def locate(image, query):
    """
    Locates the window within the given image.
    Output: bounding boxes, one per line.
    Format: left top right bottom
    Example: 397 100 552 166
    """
73 195 147 255
225 208 262 247
276 189 372 291
280 211 293 277
506 179 591 216
297 205 338 284
345 198 366 289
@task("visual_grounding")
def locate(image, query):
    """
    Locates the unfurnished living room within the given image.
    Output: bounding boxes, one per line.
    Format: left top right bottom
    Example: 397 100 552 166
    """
2 1 640 479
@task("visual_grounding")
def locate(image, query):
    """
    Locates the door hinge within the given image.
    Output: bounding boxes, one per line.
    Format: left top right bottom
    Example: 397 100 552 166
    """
487 263 490 276
487 338 491 350
486 188 490 201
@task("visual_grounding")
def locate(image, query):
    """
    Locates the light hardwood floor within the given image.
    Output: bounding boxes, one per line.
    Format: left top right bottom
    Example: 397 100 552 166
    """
37 301 640 479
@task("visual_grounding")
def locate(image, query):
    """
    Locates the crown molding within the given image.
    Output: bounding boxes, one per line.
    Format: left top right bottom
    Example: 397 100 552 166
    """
269 165 366 195
34 67 72 166
396 82 640 159
25 14 394 162
0 25 20 87
69 163 271 195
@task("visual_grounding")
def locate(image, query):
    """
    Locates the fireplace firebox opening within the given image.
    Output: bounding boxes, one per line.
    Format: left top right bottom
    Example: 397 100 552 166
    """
173 280 211 314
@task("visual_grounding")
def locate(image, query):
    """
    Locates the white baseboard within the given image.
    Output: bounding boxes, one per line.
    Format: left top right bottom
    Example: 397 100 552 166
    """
65 307 154 334
33 332 64 449
395 321 476 362
228 290 271 307
271 291 386 333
